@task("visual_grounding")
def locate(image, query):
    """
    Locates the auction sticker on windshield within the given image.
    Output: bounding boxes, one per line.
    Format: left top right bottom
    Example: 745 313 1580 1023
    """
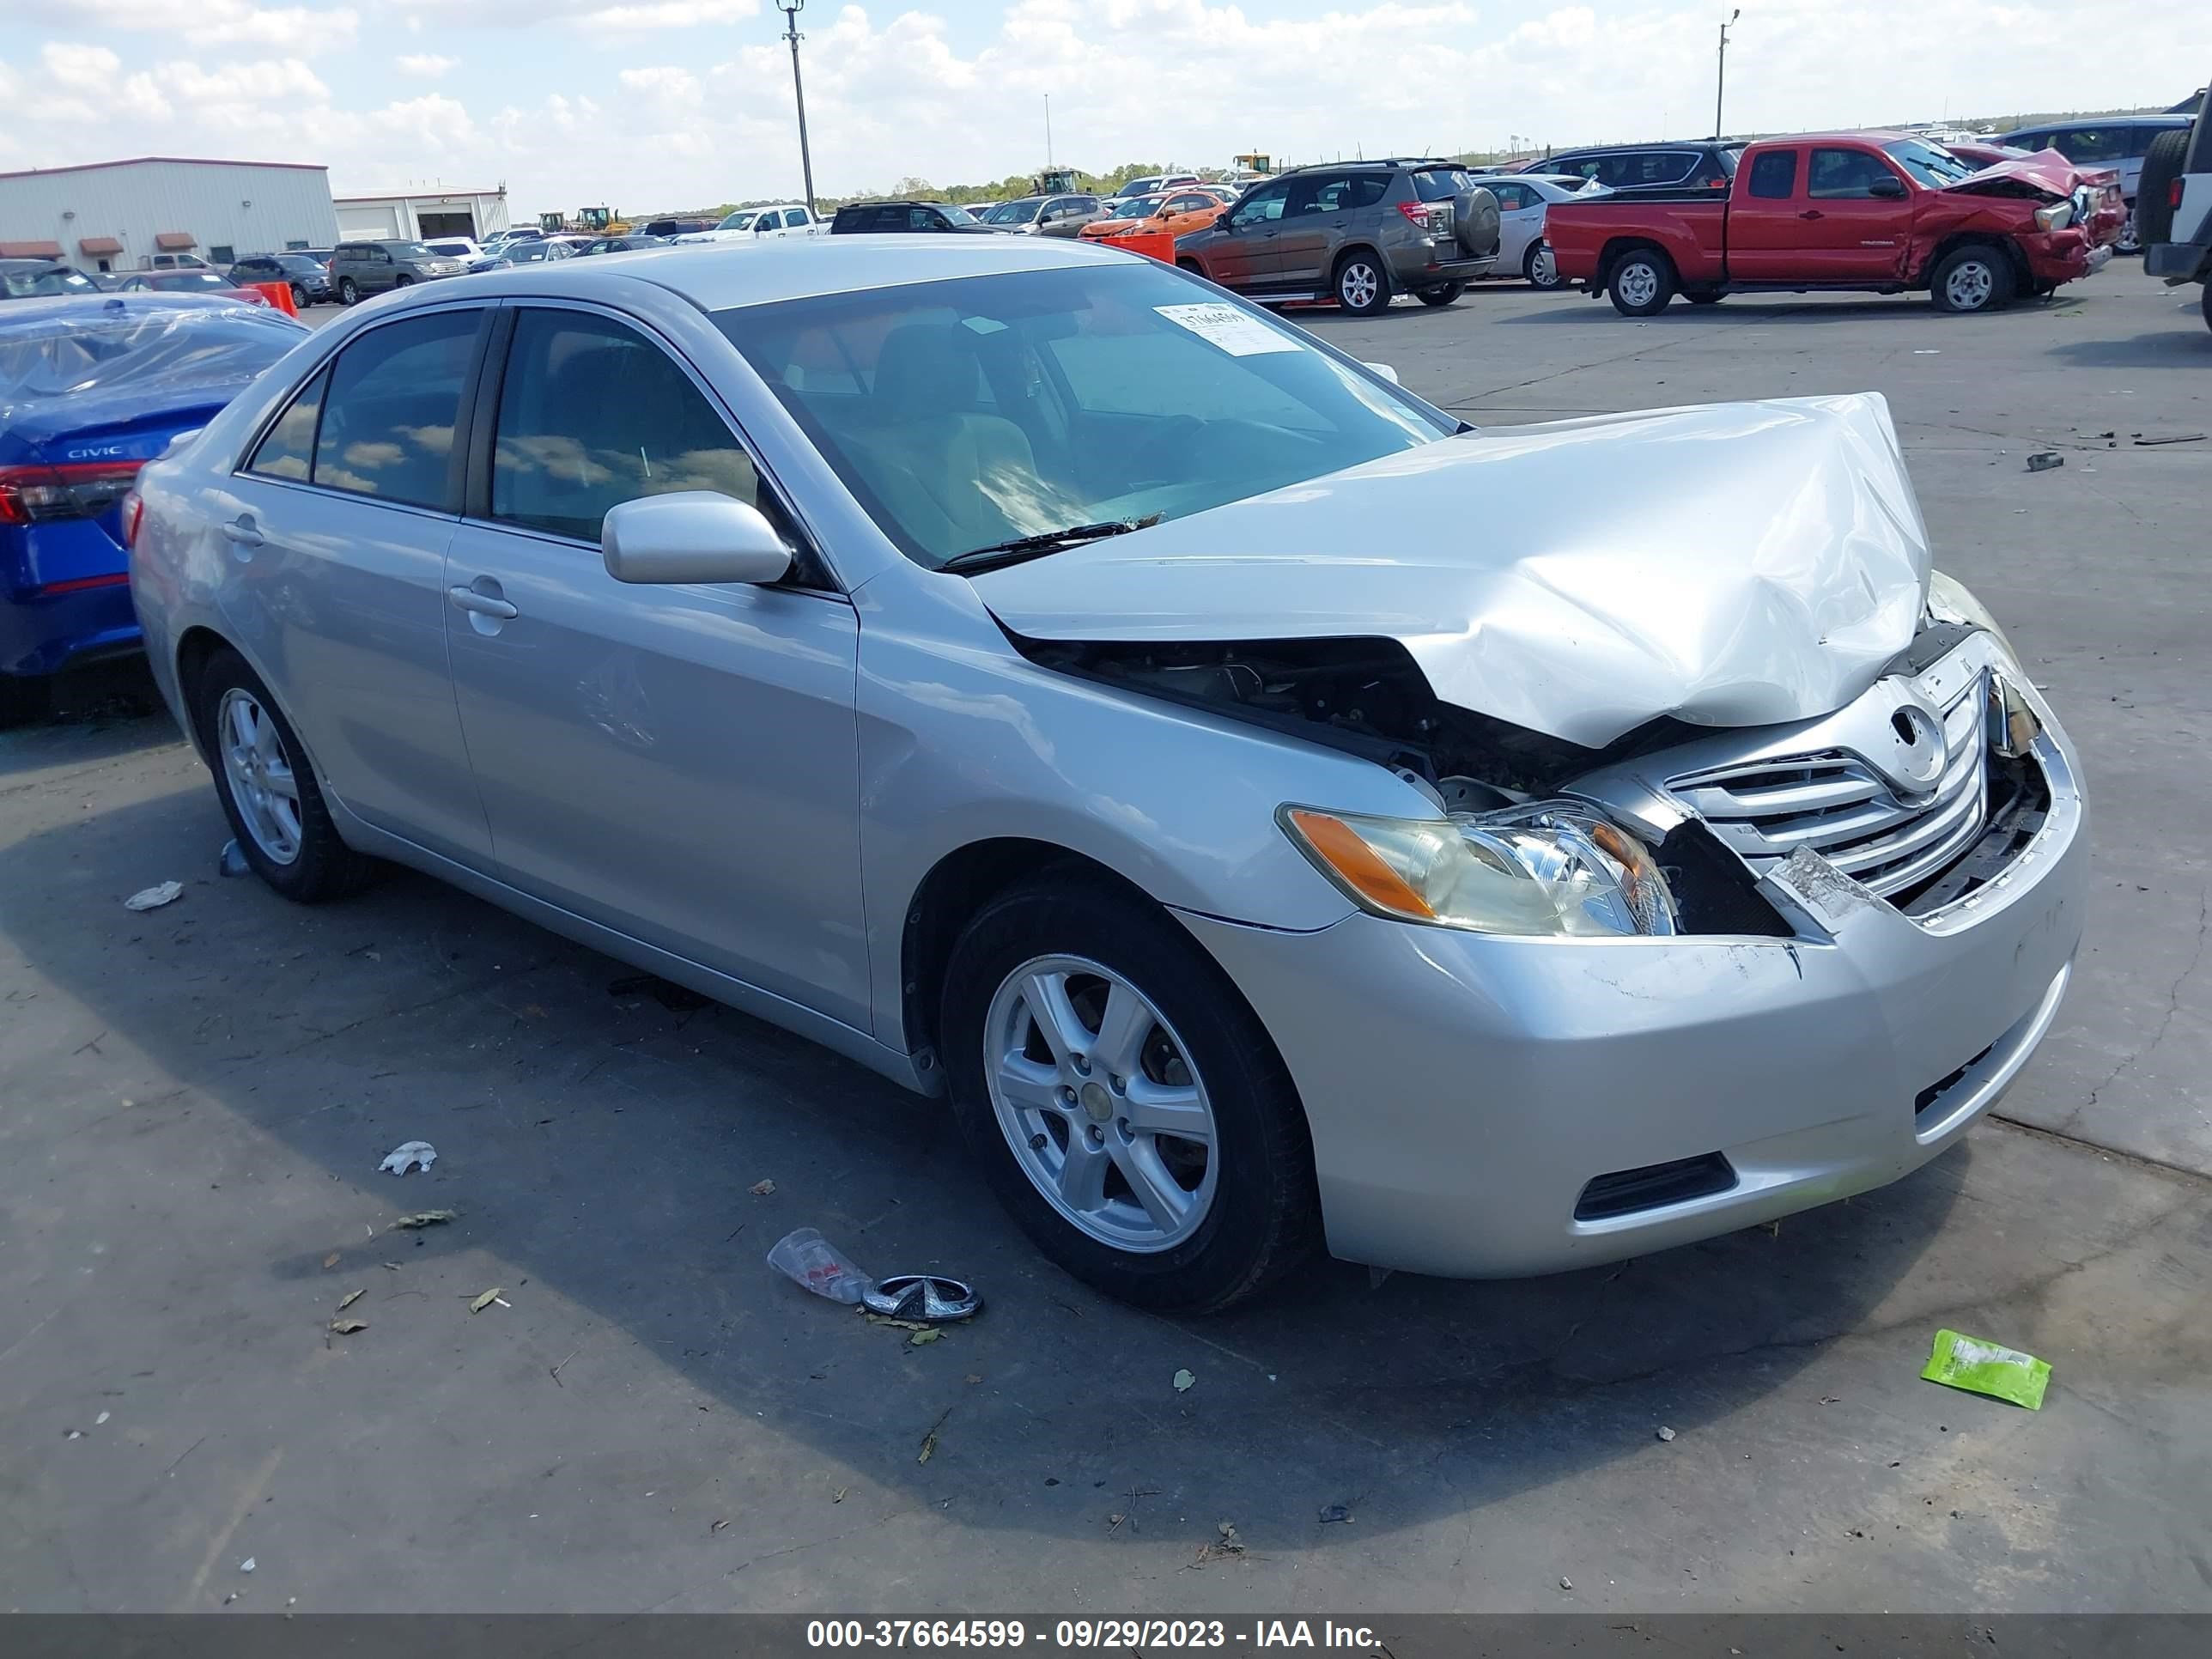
1154 302 1300 356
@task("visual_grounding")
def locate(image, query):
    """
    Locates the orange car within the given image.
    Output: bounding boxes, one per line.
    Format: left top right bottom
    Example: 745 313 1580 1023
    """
1079 188 1230 243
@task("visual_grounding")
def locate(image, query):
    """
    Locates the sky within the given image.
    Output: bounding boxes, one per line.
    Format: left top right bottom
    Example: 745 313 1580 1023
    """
1 0 2198 216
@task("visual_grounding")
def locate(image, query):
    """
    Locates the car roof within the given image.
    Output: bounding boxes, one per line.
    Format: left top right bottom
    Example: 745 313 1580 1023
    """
387 234 1141 314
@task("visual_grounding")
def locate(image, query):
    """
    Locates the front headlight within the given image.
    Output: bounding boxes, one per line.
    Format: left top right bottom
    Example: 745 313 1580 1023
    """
1924 569 2019 662
2033 200 2075 232
1280 801 1678 938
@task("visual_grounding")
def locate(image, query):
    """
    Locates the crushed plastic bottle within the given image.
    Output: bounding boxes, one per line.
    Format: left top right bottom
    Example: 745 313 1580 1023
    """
219 838 250 878
767 1227 874 1305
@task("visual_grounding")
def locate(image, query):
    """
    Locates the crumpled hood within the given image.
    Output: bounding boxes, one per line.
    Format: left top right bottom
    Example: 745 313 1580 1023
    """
973 392 1931 749
1949 149 2102 199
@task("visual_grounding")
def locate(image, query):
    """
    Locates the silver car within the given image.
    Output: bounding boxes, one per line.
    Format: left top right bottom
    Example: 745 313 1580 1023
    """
1468 172 1596 289
130 238 2085 1310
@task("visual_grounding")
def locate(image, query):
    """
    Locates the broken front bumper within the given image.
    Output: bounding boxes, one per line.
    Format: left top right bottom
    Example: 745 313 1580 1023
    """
1175 685 2086 1279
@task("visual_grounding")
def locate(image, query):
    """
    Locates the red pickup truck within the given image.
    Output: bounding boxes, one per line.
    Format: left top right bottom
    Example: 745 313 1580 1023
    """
1547 131 2123 316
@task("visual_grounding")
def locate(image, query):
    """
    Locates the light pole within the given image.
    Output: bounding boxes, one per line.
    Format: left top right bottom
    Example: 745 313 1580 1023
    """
779 0 817 217
1714 8 1740 140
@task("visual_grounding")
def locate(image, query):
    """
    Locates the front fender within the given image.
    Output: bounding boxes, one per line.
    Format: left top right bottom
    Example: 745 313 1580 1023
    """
853 576 1438 1048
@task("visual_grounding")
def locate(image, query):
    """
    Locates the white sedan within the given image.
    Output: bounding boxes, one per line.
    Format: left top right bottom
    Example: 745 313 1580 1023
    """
1467 172 1601 289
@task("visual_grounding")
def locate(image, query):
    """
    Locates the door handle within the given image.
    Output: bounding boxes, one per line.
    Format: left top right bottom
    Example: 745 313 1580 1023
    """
221 518 264 548
447 585 519 620
1798 210 1825 220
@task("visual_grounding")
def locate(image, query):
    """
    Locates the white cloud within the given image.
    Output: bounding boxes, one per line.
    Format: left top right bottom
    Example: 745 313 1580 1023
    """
616 65 702 102
398 52 458 76
40 42 124 89
155 57 331 104
579 0 757 29
366 93 478 148
26 0 358 54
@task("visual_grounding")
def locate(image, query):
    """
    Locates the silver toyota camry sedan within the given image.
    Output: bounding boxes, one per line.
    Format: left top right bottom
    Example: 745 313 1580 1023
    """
127 236 2085 1310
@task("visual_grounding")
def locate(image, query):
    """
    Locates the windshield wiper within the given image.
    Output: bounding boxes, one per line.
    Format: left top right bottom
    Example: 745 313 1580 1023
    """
939 518 1156 574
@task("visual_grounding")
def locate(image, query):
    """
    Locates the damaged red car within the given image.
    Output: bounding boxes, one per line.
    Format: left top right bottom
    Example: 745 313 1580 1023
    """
1547 132 2123 315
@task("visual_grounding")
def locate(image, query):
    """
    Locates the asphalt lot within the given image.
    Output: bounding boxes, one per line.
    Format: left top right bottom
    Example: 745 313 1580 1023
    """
3 270 2209 1615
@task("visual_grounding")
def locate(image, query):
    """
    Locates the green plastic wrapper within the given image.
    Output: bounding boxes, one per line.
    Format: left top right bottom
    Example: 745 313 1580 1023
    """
1921 1328 2051 1410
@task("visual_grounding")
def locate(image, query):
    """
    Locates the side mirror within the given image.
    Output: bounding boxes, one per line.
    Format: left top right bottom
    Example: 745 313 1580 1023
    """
602 491 793 586
1362 362 1401 385
1868 176 1907 199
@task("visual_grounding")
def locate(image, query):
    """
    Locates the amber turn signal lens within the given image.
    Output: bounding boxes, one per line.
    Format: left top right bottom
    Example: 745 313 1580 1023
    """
1285 808 1436 920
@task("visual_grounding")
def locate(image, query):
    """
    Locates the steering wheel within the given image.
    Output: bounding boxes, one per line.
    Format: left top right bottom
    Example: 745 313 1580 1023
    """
1126 415 1206 486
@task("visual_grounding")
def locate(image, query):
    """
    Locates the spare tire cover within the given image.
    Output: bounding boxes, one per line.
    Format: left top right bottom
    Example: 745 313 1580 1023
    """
2134 125 2191 249
1454 186 1501 258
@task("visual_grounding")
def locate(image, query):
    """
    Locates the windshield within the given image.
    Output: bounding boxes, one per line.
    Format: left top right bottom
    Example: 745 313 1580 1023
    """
393 242 436 258
993 199 1045 224
715 263 1450 568
718 211 759 230
1108 196 1163 220
152 272 231 290
934 204 982 228
2 264 98 298
1885 138 1975 185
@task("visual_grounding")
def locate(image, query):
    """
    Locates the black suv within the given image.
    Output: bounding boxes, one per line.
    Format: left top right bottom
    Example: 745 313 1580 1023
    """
830 201 995 234
1174 159 1500 314
1527 141 1741 195
226 252 333 307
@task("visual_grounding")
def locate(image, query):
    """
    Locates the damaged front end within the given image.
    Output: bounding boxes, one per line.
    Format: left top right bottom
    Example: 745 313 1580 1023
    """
1931 154 2126 283
1012 607 2063 945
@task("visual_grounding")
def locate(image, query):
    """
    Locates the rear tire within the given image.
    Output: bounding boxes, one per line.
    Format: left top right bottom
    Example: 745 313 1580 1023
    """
191 647 375 903
1607 248 1675 316
0 673 52 730
1415 282 1464 307
1929 244 2014 313
1333 251 1392 316
1686 291 1724 305
1524 239 1564 290
940 876 1321 1312
2136 129 2190 249
338 277 359 304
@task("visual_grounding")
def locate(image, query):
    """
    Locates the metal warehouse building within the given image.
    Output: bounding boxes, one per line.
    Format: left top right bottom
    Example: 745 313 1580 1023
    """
0 156 340 273
333 188 511 244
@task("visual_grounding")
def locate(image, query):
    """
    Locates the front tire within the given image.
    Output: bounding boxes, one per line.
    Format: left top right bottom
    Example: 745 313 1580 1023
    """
1415 281 1464 307
392 274 415 288
289 283 309 309
1524 239 1564 289
1607 248 1675 316
940 877 1320 1312
1333 251 1392 316
1929 244 2014 313
2115 204 2139 256
337 277 359 304
191 648 374 903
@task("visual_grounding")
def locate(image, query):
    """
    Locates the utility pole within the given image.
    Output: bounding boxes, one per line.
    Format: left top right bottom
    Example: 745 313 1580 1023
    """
1044 94 1054 169
779 0 817 216
1714 8 1740 140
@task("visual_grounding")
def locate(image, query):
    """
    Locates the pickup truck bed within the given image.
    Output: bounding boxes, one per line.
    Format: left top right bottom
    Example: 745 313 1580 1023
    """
1547 132 2121 316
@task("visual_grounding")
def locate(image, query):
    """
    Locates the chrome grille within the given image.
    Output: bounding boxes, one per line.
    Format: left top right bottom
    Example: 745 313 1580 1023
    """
1667 674 1989 900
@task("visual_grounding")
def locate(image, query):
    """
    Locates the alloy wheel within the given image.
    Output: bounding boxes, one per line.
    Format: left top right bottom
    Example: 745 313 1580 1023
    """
1339 261 1381 310
218 688 303 864
982 955 1219 1253
1529 241 1558 288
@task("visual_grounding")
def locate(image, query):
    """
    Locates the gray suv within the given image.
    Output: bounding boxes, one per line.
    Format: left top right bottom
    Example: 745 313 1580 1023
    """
1175 160 1500 313
328 240 467 304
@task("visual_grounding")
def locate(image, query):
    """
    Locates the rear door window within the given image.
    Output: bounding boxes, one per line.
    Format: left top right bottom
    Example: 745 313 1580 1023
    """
246 367 331 482
1747 150 1799 198
310 309 482 508
2054 126 2129 162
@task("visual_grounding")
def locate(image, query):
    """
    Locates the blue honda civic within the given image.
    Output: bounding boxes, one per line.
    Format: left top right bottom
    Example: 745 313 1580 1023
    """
1 293 308 724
